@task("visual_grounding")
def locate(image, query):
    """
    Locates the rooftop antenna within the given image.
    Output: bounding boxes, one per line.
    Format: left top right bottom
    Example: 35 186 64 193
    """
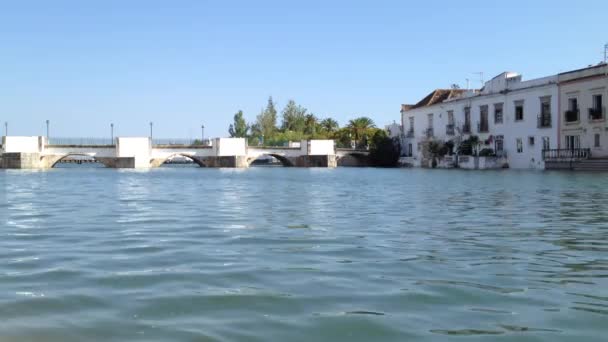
604 43 607 64
473 72 484 87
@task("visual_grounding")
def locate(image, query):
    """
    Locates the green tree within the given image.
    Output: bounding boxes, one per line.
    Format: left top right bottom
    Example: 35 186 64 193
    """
304 113 318 135
369 130 401 167
255 97 278 140
228 110 249 138
347 117 376 148
319 118 339 136
281 100 307 132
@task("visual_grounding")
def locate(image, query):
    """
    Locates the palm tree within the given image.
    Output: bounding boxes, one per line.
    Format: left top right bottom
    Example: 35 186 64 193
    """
347 117 376 147
319 118 339 135
304 114 318 135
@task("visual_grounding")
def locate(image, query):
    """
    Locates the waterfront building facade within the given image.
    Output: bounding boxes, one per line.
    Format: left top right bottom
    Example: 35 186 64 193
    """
400 71 559 169
557 64 608 157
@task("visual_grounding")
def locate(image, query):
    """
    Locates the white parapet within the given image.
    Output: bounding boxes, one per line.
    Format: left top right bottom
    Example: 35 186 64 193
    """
2 136 44 153
215 138 246 156
306 140 335 155
116 137 151 168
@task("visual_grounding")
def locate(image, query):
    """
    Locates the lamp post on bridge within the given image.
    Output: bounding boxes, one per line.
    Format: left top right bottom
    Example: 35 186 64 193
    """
45 120 50 140
4 122 7 136
110 123 114 144
149 122 153 141
201 124 205 144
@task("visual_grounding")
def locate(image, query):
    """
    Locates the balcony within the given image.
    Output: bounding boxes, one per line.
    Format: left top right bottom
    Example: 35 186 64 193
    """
588 107 606 121
477 121 489 133
461 123 471 134
565 109 579 123
425 127 434 139
446 124 455 135
542 148 590 161
537 114 552 128
405 129 415 138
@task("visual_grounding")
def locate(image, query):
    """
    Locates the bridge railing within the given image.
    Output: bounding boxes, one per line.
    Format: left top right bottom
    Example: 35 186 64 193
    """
47 138 114 146
152 138 209 146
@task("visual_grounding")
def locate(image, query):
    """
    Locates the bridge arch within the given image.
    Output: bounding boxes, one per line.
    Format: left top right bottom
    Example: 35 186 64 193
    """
337 152 369 167
152 153 209 167
47 153 110 168
247 153 295 167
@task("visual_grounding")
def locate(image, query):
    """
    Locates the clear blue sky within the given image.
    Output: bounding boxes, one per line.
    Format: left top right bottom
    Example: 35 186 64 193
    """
1 0 607 138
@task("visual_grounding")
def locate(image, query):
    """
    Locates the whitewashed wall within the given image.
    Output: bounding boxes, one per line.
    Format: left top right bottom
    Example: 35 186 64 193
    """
401 73 559 169
559 65 608 157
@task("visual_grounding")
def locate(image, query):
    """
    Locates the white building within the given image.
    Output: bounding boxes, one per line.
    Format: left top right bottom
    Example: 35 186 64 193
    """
400 71 559 169
385 121 403 139
557 63 608 157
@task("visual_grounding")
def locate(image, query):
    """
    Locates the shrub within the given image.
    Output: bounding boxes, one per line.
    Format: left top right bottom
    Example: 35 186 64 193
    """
478 148 495 157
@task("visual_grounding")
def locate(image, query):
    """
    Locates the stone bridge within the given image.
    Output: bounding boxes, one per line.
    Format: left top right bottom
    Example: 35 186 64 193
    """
0 136 368 169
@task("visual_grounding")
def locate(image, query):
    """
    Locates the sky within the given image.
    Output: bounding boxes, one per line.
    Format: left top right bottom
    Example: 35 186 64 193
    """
1 0 607 139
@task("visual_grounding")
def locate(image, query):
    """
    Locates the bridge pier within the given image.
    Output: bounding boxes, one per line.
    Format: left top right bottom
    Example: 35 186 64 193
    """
295 155 337 168
0 153 44 169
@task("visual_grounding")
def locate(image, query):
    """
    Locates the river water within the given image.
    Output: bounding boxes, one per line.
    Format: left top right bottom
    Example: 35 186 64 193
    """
0 167 607 341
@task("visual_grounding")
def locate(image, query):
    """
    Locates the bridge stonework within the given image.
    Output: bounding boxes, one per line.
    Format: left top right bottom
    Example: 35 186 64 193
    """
0 136 363 169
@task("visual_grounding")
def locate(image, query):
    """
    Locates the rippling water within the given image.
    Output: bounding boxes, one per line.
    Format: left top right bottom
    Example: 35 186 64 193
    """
1 167 607 341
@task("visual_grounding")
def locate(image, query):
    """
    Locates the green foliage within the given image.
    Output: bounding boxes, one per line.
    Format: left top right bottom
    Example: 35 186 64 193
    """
478 148 495 157
228 110 249 138
319 118 339 135
304 114 318 135
458 135 480 156
229 97 385 149
369 131 401 167
256 97 278 138
347 117 376 149
281 100 307 132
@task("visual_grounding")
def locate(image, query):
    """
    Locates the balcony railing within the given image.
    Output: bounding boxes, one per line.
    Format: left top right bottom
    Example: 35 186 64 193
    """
588 107 606 121
405 129 414 138
461 123 471 134
565 109 579 123
477 121 489 133
425 127 434 139
446 124 455 135
542 148 591 161
537 114 552 128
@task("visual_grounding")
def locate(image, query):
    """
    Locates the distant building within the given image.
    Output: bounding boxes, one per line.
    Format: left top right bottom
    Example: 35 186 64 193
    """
385 121 402 139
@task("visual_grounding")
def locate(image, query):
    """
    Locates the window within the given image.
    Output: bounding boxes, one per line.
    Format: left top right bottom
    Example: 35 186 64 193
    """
590 94 604 120
479 105 489 132
463 107 471 133
447 110 454 125
515 100 524 121
566 98 579 122
593 94 603 110
516 138 523 153
595 134 601 148
495 135 504 153
542 137 550 151
408 143 413 156
565 135 580 150
494 103 503 124
528 136 535 146
427 113 434 128
539 97 551 128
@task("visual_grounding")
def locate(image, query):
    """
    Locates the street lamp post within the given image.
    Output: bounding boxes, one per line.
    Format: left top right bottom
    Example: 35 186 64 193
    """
149 122 153 141
201 125 205 144
4 122 7 136
110 123 114 143
46 120 50 139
